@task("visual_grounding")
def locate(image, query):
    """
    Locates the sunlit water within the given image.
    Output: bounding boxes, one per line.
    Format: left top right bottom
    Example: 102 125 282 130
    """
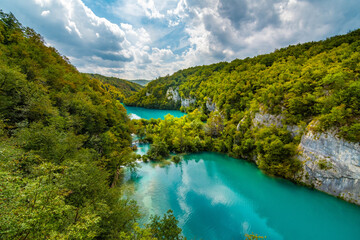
124 149 360 240
124 106 360 240
124 105 186 120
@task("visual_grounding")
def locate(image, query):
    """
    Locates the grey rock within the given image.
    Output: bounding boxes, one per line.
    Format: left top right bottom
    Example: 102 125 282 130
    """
252 109 300 137
298 130 360 204
206 98 217 112
252 111 284 128
181 97 196 107
166 88 180 101
252 109 360 205
166 87 196 108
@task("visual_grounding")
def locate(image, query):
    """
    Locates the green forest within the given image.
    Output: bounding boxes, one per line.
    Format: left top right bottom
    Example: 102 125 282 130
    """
87 73 143 102
0 11 186 239
1 8 359 239
127 28 360 179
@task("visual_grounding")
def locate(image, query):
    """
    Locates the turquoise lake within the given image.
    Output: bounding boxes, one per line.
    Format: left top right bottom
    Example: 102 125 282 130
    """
123 105 186 120
124 107 360 240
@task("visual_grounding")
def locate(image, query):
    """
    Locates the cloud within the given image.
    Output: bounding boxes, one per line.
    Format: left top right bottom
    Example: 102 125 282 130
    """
2 0 360 80
137 0 164 19
178 0 360 63
41 10 50 16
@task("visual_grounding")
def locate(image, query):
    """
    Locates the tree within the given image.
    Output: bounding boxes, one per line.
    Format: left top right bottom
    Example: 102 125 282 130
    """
147 210 184 240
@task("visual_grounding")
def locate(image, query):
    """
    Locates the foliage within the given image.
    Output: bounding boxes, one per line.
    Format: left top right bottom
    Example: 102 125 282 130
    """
147 210 184 240
254 126 302 178
147 141 170 161
126 29 360 143
119 210 184 240
245 233 267 239
129 79 151 86
87 73 143 102
132 109 301 178
0 11 183 239
317 159 333 170
171 155 181 164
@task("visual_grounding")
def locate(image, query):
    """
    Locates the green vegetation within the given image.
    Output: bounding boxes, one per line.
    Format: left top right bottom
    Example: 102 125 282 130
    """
127 29 360 179
119 210 184 240
129 79 151 86
0 11 183 239
126 29 360 143
318 159 333 170
1 9 358 239
245 233 267 240
132 109 301 178
87 73 143 102
171 155 181 164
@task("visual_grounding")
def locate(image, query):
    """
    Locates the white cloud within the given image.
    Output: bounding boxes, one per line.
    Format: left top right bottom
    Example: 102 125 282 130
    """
41 10 50 16
137 0 164 19
2 0 360 80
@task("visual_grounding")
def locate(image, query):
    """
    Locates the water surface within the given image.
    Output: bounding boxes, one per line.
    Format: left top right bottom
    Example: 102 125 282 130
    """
124 107 360 239
125 147 360 240
124 105 186 120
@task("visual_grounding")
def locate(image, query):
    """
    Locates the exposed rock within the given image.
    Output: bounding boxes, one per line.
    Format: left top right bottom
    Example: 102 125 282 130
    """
287 125 301 137
252 110 284 128
166 88 180 102
252 109 300 137
166 87 196 108
251 109 360 205
206 98 217 112
236 117 247 131
181 97 196 108
298 130 360 204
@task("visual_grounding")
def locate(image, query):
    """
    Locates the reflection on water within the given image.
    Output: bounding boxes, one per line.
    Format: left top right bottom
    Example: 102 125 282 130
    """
124 148 360 240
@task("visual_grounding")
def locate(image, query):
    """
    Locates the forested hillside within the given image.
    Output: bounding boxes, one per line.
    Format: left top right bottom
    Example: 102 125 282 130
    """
0 11 184 239
126 29 360 142
129 79 150 86
87 73 143 102
128 29 360 186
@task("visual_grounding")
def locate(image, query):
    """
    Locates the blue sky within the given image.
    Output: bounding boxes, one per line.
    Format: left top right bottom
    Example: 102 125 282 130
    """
2 0 360 80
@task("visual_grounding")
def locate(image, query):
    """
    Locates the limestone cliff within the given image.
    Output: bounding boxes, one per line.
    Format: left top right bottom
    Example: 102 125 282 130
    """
206 98 217 112
252 109 301 137
166 87 196 108
298 130 360 204
251 110 360 205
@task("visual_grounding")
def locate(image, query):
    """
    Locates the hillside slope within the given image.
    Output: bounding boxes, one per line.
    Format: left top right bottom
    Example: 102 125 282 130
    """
129 79 151 86
0 11 151 239
127 29 360 204
86 73 143 101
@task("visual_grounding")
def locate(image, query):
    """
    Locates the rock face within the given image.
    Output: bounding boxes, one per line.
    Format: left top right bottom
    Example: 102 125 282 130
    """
252 109 301 137
166 88 180 102
253 111 284 128
206 98 217 112
181 97 196 107
252 109 360 205
166 87 196 108
298 130 360 204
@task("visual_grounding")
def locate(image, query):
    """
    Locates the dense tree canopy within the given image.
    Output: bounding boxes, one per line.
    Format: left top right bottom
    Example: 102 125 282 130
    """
87 73 143 102
0 11 183 239
126 29 360 142
128 28 360 180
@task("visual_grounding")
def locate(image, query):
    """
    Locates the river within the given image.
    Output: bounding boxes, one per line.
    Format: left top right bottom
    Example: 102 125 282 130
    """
124 106 360 240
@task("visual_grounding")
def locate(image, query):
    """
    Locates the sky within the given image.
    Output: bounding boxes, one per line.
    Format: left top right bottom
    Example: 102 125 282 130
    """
2 0 360 80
